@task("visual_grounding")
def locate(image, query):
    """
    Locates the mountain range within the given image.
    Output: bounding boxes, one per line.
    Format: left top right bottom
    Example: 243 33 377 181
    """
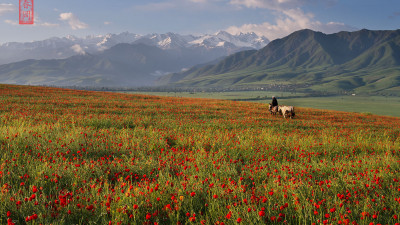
0 31 269 87
0 31 269 65
161 29 400 95
1 29 400 95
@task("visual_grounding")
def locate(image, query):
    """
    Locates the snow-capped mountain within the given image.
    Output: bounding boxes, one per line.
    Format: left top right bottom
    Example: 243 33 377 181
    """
94 32 143 50
134 32 196 49
133 31 269 50
189 31 269 49
0 31 269 65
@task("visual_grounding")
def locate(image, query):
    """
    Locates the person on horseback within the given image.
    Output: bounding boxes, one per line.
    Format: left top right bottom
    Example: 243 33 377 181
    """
271 96 278 108
268 96 279 115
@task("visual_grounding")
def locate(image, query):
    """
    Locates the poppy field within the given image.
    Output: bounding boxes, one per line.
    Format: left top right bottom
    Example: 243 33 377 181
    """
1 84 400 225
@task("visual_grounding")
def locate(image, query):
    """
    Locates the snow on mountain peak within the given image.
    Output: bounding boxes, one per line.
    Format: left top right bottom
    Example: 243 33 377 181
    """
0 31 269 65
158 37 172 48
186 31 269 49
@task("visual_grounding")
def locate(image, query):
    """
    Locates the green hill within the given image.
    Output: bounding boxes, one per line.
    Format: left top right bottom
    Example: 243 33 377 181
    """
160 29 400 95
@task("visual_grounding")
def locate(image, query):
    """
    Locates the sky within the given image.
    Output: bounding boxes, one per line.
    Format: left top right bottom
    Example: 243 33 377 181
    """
0 0 399 44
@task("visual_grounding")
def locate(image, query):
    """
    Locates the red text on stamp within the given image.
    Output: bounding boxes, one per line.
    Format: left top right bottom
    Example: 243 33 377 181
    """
19 0 34 24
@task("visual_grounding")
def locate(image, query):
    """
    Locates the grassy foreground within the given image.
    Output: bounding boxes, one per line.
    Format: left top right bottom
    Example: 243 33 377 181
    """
1 84 400 225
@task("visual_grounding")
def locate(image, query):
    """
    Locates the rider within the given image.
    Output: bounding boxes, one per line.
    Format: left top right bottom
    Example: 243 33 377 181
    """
271 96 278 107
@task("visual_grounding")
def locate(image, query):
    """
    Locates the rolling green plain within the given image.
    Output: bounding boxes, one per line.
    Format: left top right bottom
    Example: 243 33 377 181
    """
122 91 400 117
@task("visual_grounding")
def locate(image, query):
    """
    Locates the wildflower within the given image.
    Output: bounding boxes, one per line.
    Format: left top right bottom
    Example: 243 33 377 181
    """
86 205 94 210
7 218 15 225
146 213 151 220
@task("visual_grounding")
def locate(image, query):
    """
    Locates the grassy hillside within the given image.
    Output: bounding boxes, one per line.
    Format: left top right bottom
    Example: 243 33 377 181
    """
162 29 400 95
1 84 400 224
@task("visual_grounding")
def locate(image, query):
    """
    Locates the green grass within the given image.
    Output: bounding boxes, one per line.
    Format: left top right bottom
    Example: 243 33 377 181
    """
1 84 400 224
269 95 400 117
122 91 400 117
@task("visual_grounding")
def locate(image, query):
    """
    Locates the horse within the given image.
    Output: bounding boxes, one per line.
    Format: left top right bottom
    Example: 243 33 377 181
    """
279 105 295 119
268 103 279 115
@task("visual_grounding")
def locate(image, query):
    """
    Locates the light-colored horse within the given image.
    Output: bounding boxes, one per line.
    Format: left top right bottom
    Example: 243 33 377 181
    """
279 106 295 119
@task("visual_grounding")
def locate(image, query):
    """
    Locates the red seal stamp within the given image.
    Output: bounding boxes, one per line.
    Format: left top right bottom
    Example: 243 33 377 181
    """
19 0 34 24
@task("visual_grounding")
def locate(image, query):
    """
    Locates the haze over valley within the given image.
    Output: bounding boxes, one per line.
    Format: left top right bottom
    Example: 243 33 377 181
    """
0 31 268 86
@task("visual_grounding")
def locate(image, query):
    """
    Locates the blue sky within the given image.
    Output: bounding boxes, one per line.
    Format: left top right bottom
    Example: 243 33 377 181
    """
0 0 399 43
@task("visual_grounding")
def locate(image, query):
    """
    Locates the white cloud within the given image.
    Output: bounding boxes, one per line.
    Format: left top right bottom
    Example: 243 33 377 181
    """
104 21 112 25
39 22 59 27
33 14 59 27
229 0 303 11
59 12 88 30
4 19 18 25
226 7 355 40
226 0 354 40
0 3 16 16
71 44 86 55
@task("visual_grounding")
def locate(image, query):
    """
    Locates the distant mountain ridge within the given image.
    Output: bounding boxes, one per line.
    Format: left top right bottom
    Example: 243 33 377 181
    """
0 31 269 65
0 31 269 87
0 43 222 87
161 29 400 95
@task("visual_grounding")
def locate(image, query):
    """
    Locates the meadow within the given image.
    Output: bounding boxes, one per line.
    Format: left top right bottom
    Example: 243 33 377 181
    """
1 84 400 225
125 91 400 117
